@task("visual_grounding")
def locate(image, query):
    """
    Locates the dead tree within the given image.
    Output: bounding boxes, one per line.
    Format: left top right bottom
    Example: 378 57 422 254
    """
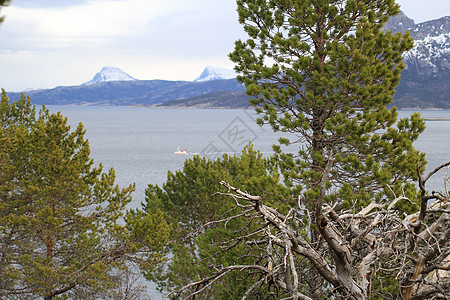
169 161 450 300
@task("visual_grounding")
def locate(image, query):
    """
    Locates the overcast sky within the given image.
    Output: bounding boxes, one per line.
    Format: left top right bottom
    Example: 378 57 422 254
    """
0 0 449 91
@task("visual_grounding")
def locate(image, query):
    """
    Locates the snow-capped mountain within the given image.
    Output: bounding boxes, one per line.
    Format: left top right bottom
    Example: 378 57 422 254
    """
194 66 236 82
83 66 137 85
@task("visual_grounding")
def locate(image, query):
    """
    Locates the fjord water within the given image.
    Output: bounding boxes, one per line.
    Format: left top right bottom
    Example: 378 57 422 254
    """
47 107 288 208
48 106 450 208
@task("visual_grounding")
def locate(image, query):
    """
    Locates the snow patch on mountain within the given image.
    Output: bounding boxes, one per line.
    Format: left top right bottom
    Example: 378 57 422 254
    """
404 33 450 61
194 66 236 82
83 67 137 85
402 32 450 74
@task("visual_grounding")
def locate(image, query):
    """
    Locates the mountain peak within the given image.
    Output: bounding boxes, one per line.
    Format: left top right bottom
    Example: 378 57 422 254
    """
383 12 450 39
83 66 137 85
382 10 416 34
194 66 236 82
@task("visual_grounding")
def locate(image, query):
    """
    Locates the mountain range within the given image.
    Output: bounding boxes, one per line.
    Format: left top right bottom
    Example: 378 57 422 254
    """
6 12 449 109
6 66 244 106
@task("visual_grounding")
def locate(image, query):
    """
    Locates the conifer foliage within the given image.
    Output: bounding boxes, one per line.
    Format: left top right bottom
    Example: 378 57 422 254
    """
145 145 291 298
0 91 169 299
229 0 424 205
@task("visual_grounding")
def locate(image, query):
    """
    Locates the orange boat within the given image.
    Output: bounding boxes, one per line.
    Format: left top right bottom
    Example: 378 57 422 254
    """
174 148 187 155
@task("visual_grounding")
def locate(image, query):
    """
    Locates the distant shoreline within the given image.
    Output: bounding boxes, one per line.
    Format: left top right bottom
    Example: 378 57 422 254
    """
42 103 450 117
127 104 450 111
422 117 450 121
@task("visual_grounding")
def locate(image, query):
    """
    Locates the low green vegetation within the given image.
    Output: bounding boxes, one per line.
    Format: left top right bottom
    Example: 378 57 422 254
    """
144 145 293 298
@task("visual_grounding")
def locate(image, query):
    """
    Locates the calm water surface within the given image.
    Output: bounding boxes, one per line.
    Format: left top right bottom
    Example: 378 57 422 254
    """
47 106 450 208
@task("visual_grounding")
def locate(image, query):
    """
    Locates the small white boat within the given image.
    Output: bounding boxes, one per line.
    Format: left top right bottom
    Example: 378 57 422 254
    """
174 148 187 155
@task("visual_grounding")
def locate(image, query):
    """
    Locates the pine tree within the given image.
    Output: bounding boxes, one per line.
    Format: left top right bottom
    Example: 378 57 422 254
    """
228 1 427 298
230 0 424 205
0 91 170 299
171 1 435 299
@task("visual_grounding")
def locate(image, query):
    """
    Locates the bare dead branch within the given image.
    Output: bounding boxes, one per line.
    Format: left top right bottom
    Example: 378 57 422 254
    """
422 162 450 185
174 174 449 300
